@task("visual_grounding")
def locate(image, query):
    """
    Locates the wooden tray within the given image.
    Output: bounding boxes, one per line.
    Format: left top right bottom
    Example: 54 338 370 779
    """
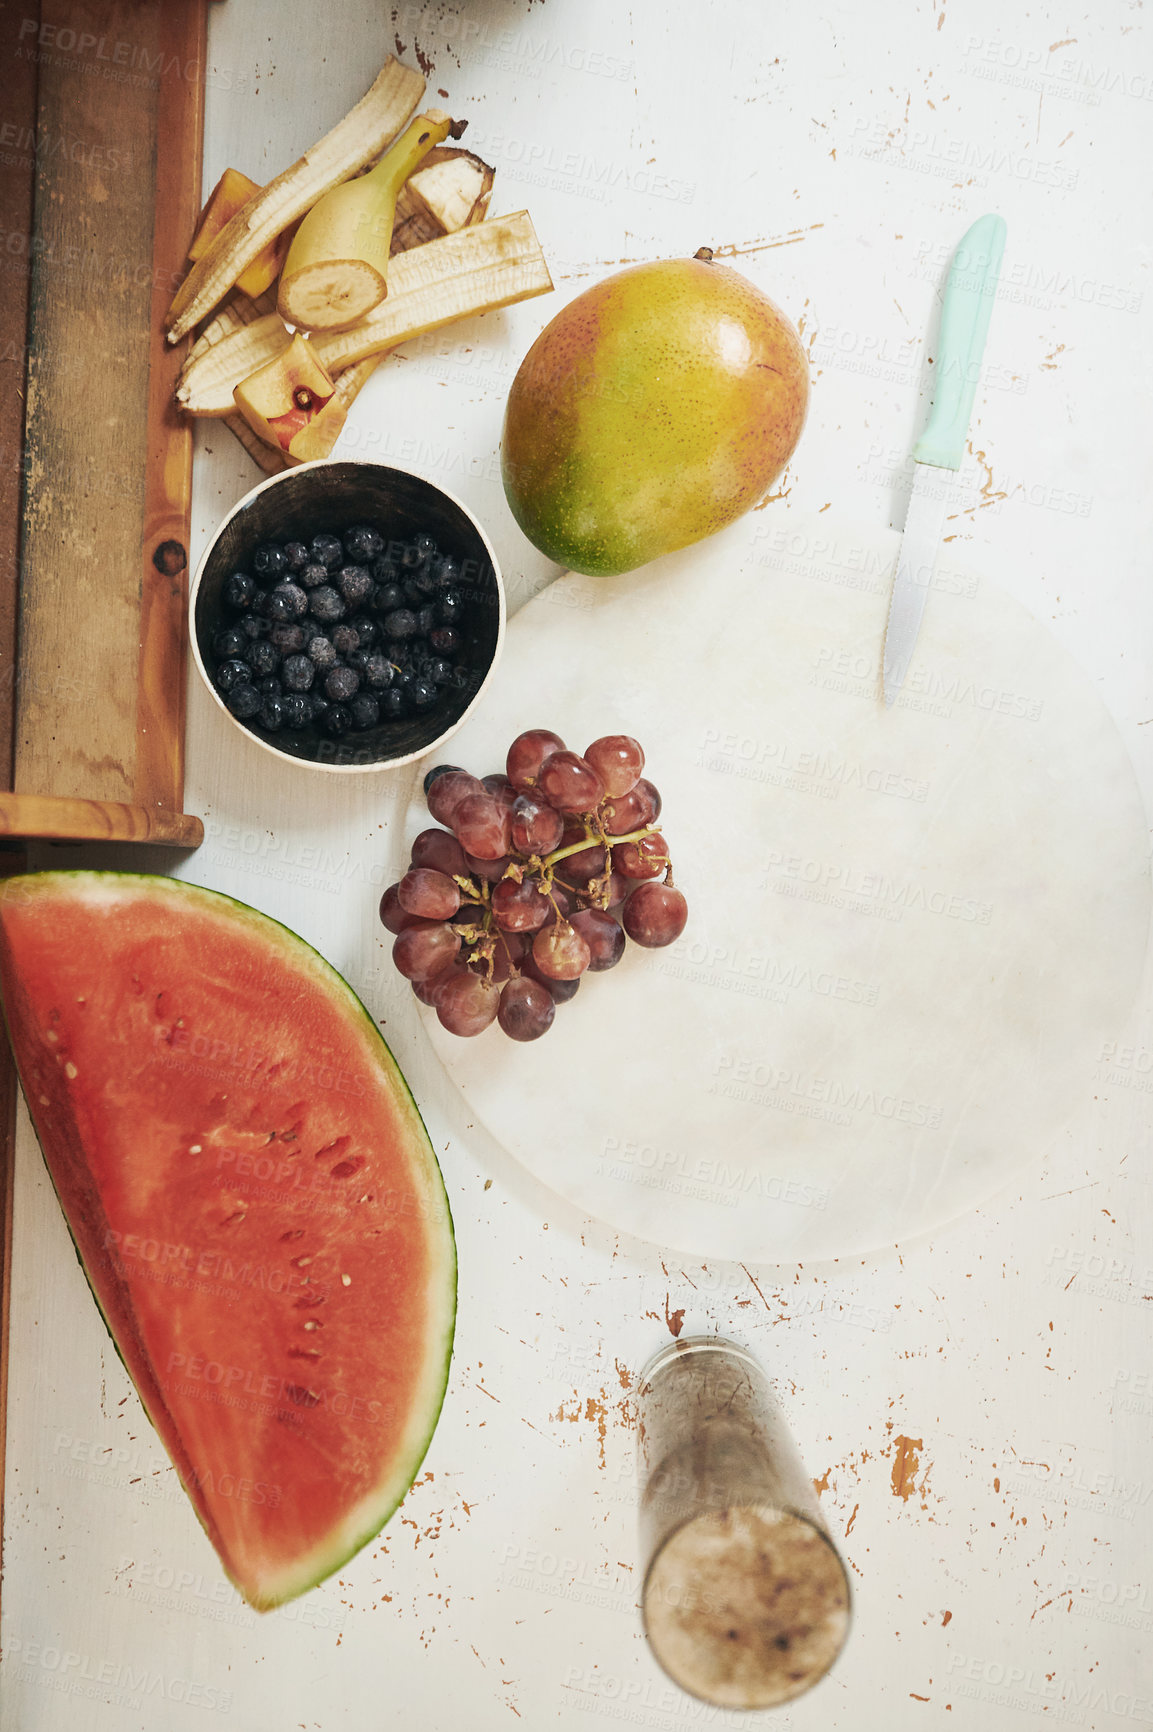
0 0 213 1620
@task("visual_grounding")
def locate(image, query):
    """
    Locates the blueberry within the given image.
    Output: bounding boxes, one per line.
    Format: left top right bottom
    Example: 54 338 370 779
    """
410 678 437 710
281 654 315 693
270 623 306 653
244 639 280 678
410 565 437 597
309 533 343 570
257 675 282 698
374 582 404 614
350 693 381 730
402 578 427 607
241 613 270 640
414 533 437 562
416 605 436 637
330 623 360 657
401 542 424 570
428 657 454 686
364 653 394 690
307 635 337 669
320 702 352 737
432 555 459 589
214 657 251 693
283 540 309 572
227 682 261 719
252 543 288 582
383 608 417 639
429 626 460 654
423 763 464 794
382 688 408 720
343 524 383 563
308 586 345 623
365 651 398 685
348 614 377 647
224 571 257 610
212 625 247 659
308 691 330 720
437 590 462 625
336 564 372 608
298 561 328 589
267 582 308 622
281 693 311 730
259 695 286 731
325 665 360 702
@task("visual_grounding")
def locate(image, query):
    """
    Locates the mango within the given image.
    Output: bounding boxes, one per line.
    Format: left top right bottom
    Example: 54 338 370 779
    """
501 254 809 576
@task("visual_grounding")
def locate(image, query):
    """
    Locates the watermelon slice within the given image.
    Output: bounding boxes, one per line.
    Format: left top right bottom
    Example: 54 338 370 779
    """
0 872 456 1609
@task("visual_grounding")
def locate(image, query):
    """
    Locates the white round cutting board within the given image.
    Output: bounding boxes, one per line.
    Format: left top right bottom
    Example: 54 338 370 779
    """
404 515 1150 1260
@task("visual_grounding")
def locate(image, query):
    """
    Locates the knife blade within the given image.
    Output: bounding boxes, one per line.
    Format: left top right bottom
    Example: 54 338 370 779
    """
882 212 1007 707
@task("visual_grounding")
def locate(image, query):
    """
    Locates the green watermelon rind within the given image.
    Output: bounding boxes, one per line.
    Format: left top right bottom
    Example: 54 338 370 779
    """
0 869 457 1611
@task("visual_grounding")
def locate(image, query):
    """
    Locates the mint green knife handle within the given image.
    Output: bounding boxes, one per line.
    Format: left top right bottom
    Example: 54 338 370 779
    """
912 213 1007 471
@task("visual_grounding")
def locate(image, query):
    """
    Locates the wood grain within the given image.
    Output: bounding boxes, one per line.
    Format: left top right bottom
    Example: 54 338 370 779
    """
16 0 164 804
0 790 203 846
135 0 206 815
0 4 41 789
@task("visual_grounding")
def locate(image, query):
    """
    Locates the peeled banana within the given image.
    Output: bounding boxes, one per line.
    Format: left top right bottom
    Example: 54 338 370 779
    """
277 109 458 331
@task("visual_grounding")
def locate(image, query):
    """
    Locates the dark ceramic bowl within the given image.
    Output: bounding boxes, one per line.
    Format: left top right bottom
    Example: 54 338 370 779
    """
189 459 505 772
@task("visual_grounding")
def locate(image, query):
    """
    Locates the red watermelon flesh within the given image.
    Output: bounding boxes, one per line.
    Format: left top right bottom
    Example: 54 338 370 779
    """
0 872 456 1609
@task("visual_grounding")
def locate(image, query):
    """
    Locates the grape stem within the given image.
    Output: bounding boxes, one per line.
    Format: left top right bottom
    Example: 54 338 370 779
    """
541 823 659 870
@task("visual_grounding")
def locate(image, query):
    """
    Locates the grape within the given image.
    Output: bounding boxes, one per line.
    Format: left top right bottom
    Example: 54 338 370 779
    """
498 976 556 1041
464 850 513 884
585 734 643 798
426 769 485 826
602 780 660 835
491 877 552 933
520 949 582 1003
437 970 501 1036
614 832 670 880
480 930 528 983
506 728 565 791
392 920 461 981
548 881 576 918
539 750 605 814
482 772 519 812
511 793 565 856
453 793 513 860
569 908 625 971
398 867 461 920
379 882 418 935
412 970 456 1008
532 919 591 981
558 839 609 884
410 827 469 878
622 882 688 948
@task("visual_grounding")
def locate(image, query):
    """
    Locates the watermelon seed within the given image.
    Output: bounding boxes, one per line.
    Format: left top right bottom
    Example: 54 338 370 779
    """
45 1029 58 1043
64 1062 78 1079
292 1256 313 1268
303 1320 322 1331
220 1210 247 1227
190 1144 202 1154
341 1274 351 1286
279 1228 305 1241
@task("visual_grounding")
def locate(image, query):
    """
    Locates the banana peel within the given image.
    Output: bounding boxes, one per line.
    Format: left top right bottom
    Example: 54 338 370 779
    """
165 56 425 343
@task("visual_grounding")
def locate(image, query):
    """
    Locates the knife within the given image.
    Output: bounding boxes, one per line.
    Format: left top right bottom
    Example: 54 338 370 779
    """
882 213 1007 706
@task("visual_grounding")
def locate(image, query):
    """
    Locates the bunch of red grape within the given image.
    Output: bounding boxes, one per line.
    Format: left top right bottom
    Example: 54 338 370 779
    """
380 729 688 1039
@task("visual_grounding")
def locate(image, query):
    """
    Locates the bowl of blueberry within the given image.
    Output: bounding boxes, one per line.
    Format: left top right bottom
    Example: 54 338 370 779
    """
190 459 505 770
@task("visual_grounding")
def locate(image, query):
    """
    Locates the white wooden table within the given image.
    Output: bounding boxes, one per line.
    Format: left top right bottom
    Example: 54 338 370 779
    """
3 1 1152 1727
